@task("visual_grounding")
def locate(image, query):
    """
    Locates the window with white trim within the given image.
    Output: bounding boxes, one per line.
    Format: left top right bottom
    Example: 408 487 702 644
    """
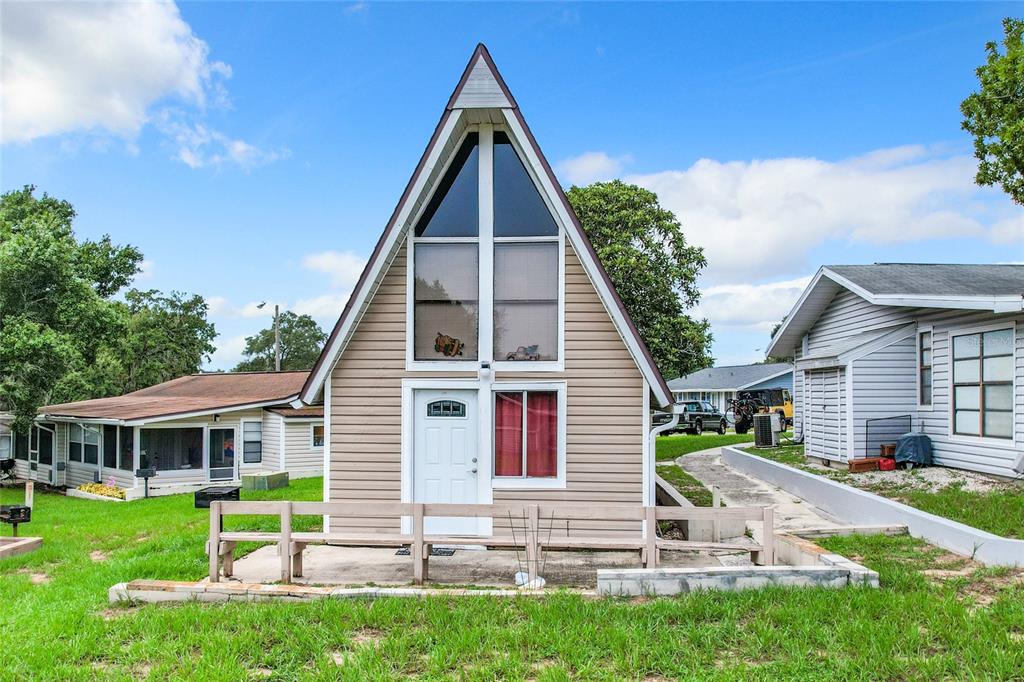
311 424 325 448
919 330 932 406
952 328 1013 439
410 127 561 368
0 432 10 460
494 390 559 479
69 424 82 462
242 421 262 464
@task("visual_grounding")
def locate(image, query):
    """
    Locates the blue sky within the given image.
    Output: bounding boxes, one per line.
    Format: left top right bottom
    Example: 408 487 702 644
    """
3 1 1022 371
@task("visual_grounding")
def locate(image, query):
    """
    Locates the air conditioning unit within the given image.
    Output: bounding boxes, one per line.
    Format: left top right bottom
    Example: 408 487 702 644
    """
753 414 779 448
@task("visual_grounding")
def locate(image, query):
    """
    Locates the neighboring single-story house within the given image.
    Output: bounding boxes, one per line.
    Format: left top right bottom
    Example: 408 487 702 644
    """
768 263 1024 478
296 45 678 538
667 363 793 412
0 371 325 497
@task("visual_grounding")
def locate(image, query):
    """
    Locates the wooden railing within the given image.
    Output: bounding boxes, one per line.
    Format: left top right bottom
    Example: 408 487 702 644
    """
207 501 774 585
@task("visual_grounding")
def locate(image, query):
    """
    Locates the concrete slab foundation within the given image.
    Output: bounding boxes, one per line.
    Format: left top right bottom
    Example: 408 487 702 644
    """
597 565 865 596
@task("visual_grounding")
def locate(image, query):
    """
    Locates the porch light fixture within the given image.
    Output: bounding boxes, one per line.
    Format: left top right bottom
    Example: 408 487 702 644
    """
213 414 220 423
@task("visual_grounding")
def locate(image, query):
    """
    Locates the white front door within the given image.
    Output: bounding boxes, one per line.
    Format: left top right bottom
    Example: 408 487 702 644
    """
414 389 479 535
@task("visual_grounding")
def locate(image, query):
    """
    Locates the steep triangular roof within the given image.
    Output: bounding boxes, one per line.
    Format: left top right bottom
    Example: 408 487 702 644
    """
301 44 673 407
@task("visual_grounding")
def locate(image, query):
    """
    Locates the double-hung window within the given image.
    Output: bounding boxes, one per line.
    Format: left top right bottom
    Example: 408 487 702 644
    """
311 424 325 448
0 432 10 460
952 327 1013 439
919 330 932 407
242 421 263 464
493 385 565 486
69 424 83 462
410 127 561 368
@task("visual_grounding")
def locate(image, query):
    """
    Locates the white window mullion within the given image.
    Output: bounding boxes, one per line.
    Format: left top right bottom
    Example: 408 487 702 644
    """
478 124 494 365
520 390 528 478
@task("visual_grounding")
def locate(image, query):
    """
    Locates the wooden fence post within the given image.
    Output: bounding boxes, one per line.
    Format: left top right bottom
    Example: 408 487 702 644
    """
208 500 221 583
412 503 426 585
24 481 34 509
645 507 658 568
280 501 292 584
711 487 721 542
762 507 775 566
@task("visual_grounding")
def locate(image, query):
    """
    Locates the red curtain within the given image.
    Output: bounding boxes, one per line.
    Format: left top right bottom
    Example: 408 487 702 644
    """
526 392 557 477
494 392 523 476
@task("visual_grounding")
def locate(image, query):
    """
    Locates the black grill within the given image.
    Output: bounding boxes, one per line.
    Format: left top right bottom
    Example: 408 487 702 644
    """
194 486 240 509
0 505 31 524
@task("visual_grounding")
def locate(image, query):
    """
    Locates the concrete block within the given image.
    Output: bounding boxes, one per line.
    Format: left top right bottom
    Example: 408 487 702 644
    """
597 565 857 596
242 471 290 491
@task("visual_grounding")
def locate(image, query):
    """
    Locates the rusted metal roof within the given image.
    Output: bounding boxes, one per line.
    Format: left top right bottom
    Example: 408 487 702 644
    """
40 371 309 422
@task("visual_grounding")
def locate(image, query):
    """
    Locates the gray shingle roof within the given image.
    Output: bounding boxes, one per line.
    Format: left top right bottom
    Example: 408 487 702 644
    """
827 264 1024 297
668 363 792 391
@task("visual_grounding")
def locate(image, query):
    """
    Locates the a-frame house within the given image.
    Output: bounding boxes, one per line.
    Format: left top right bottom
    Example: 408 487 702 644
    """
301 44 674 536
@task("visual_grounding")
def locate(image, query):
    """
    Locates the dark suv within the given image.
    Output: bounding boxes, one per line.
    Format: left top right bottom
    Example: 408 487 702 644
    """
658 401 727 435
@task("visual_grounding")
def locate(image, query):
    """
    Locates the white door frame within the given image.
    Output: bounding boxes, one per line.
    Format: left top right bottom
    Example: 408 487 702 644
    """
401 378 493 535
208 425 238 481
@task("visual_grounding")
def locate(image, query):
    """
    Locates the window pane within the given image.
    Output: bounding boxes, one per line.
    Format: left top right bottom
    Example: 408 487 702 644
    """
920 331 931 350
920 368 932 405
243 422 262 439
494 392 523 477
38 427 53 465
954 410 980 435
414 243 479 360
983 329 1013 356
69 442 81 462
83 426 99 445
493 131 558 237
984 384 1013 411
953 333 980 359
921 349 931 366
414 133 479 238
140 428 203 471
983 356 1013 382
983 411 1013 439
312 425 325 447
70 423 82 443
30 426 38 451
120 427 135 471
526 392 558 478
955 385 980 410
15 433 29 460
0 435 10 460
103 424 117 468
494 243 558 362
243 441 262 464
84 443 98 465
953 359 980 384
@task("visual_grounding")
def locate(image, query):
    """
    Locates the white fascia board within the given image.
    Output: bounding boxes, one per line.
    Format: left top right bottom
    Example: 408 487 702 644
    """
120 396 299 426
38 415 124 426
299 110 465 404
822 269 1023 313
765 267 827 358
503 113 673 408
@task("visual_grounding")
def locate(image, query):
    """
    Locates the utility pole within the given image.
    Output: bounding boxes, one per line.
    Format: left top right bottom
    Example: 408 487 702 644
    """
274 304 281 372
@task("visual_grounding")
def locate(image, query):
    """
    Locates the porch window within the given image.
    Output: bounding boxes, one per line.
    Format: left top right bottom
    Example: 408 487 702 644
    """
119 427 135 471
494 390 558 479
140 428 203 471
69 424 82 462
15 432 28 460
919 331 932 406
37 424 53 466
82 425 100 465
413 243 479 361
0 433 10 460
952 328 1013 439
103 425 118 469
242 421 262 464
311 424 325 448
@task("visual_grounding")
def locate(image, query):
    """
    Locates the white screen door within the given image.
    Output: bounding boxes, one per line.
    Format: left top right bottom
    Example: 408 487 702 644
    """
414 389 479 535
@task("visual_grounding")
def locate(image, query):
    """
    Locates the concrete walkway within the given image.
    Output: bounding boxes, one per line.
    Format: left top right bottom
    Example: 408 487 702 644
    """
664 446 850 535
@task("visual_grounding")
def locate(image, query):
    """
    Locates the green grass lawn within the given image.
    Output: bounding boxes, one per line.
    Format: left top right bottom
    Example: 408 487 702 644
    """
655 432 754 461
655 464 714 506
3 480 1024 678
748 445 1024 539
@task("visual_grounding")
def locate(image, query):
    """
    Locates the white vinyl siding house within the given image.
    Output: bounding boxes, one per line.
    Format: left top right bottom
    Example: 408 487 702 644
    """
771 265 1024 477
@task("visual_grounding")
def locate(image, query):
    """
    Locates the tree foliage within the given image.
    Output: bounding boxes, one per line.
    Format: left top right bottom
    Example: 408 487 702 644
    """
233 311 327 372
566 180 713 379
0 186 216 431
961 17 1024 204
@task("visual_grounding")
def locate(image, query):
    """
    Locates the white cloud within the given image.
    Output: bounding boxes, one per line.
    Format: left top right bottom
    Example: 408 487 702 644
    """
694 276 813 332
991 214 1024 245
302 250 367 288
135 259 156 282
209 333 248 370
1 1 284 170
293 293 351 320
627 145 1022 283
206 295 229 316
556 152 630 185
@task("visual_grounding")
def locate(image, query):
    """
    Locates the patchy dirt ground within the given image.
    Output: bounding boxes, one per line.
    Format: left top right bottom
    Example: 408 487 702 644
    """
804 458 1017 494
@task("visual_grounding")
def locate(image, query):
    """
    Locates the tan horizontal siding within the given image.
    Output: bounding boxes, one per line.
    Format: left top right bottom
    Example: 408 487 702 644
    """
329 240 644 536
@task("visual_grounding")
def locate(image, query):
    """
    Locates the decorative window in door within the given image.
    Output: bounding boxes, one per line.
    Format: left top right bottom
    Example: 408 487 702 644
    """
426 400 466 418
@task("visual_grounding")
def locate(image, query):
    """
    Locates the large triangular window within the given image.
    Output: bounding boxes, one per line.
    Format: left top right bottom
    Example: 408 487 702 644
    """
493 131 557 237
414 133 479 238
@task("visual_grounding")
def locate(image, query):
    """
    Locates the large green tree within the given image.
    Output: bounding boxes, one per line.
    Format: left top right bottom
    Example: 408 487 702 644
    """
566 180 713 379
961 17 1024 204
233 311 327 372
0 186 216 431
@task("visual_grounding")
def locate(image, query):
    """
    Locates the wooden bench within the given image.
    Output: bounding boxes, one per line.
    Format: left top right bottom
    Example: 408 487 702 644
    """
206 501 775 585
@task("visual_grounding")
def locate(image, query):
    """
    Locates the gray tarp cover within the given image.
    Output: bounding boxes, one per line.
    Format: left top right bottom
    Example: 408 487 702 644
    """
895 433 933 466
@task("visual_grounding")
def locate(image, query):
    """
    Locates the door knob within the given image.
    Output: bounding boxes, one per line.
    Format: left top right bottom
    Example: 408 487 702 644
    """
470 468 478 474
